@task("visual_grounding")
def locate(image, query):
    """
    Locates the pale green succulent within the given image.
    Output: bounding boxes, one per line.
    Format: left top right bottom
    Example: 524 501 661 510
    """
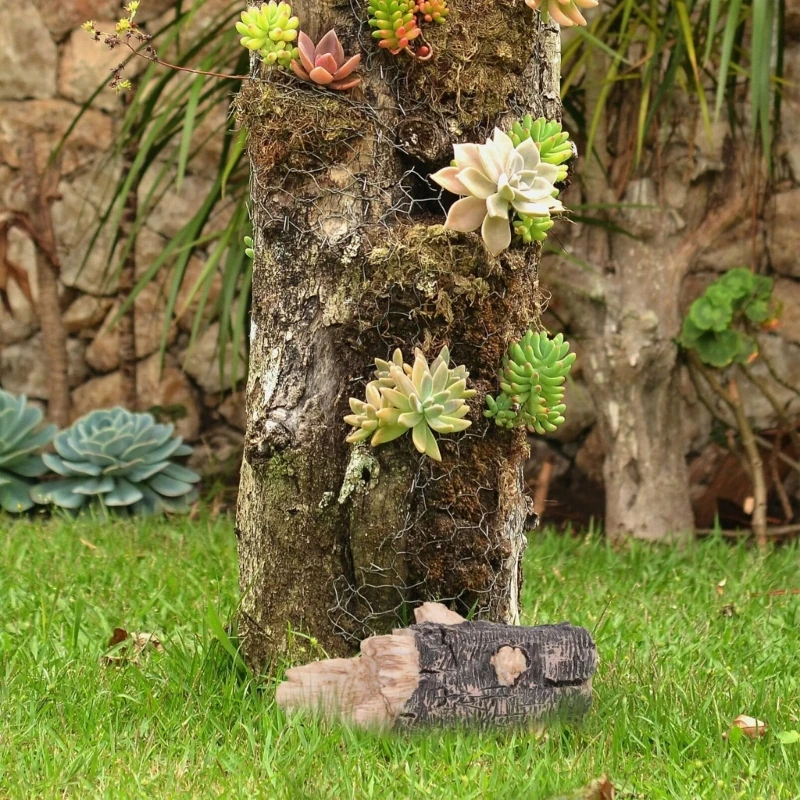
509 116 574 184
236 2 300 68
345 347 476 462
31 408 200 516
485 330 576 435
0 389 56 513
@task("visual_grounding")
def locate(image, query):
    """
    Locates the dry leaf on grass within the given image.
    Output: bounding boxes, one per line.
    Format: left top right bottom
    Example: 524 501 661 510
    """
551 775 615 800
715 578 727 595
724 714 767 739
102 627 164 666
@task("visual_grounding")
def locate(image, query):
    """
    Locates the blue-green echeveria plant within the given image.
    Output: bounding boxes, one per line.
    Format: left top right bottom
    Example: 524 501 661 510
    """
31 408 200 515
0 389 56 513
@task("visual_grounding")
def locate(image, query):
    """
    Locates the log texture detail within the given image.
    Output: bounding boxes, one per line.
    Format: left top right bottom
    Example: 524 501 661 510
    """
276 603 597 729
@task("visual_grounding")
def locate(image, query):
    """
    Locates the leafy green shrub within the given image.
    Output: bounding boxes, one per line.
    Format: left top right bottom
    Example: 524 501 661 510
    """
679 268 782 368
31 408 200 516
0 390 56 513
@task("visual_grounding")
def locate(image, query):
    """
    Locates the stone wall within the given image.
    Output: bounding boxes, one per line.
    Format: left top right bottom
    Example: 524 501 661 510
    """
0 0 244 478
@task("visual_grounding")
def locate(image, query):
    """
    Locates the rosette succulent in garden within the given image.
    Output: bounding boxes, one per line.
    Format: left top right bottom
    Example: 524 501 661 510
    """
485 330 576 435
345 347 476 461
31 408 200 516
0 390 56 513
236 2 300 68
291 30 361 90
431 128 564 256
368 0 421 53
525 0 598 27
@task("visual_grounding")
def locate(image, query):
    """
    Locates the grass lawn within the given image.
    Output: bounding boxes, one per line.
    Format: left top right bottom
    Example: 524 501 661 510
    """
0 514 798 799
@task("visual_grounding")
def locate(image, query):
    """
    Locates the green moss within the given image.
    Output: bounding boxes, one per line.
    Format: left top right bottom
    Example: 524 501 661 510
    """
235 77 368 177
403 0 536 128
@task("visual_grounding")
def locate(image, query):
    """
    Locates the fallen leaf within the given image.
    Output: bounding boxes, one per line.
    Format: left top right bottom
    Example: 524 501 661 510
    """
743 496 755 515
725 714 767 739
80 538 98 551
550 776 615 800
716 578 727 595
553 567 565 582
102 627 164 665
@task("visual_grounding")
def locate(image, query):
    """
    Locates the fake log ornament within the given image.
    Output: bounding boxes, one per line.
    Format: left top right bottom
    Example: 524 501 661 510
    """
276 603 597 729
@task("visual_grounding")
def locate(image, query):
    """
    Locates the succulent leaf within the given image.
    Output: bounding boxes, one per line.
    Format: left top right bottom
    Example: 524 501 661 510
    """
32 408 200 516
508 115 574 183
0 390 56 513
432 128 564 256
345 346 475 461
525 0 599 27
485 329 576 435
368 0 421 53
236 2 300 68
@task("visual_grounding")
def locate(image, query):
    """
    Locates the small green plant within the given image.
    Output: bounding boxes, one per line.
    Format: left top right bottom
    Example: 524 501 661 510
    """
291 30 361 90
431 128 564 256
0 390 56 514
525 0 598 27
415 0 449 25
244 236 255 258
345 347 476 462
508 116 573 244
31 408 200 516
508 116 573 183
485 330 576 435
679 268 781 368
368 0 422 55
236 2 300 68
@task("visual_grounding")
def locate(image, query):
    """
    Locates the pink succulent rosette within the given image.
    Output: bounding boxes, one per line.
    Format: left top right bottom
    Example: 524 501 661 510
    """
291 30 361 90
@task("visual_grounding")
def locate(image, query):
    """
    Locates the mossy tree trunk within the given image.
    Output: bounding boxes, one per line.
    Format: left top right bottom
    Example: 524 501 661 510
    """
236 0 562 670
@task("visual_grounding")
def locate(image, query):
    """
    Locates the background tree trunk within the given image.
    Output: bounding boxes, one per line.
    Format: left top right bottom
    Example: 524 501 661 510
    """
236 0 562 670
546 78 751 543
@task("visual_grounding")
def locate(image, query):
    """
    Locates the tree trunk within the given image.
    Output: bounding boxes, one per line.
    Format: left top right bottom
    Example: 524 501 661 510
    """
236 1 562 670
548 130 749 543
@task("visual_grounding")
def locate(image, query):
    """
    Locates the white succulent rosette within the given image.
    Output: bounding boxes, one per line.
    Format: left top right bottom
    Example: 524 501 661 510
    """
431 128 564 256
525 0 599 27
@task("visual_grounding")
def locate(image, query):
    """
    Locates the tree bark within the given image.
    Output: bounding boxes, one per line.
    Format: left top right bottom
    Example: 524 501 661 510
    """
236 1 562 670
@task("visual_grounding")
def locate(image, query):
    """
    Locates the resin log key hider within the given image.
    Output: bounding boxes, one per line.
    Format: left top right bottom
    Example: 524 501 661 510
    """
276 603 597 729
